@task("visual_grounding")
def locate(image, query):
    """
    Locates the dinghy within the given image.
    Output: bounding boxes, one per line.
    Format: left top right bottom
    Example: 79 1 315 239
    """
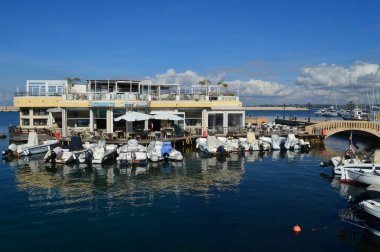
360 199 380 237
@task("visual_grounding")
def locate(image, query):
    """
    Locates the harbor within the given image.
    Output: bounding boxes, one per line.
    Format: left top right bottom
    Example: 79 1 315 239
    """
1 109 380 251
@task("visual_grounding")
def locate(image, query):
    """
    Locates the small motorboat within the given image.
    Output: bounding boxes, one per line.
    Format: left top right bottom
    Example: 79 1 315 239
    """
44 135 84 164
91 140 118 164
117 139 147 165
196 136 229 156
216 137 233 152
246 132 259 151
238 137 250 152
0 132 6 139
359 199 380 237
147 140 163 162
271 135 282 151
281 134 301 151
3 131 59 157
161 141 183 161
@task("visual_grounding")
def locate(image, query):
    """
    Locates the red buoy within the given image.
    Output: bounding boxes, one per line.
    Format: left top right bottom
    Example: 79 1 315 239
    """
293 225 301 233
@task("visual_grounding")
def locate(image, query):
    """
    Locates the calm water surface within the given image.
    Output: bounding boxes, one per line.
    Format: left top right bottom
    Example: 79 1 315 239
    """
1 112 380 251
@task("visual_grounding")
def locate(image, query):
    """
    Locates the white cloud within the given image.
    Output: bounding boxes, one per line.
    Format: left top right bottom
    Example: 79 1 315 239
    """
296 61 380 88
153 61 380 105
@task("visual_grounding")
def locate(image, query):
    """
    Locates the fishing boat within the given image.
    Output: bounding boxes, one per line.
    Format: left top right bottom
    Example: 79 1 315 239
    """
44 135 84 164
3 131 58 157
117 139 147 165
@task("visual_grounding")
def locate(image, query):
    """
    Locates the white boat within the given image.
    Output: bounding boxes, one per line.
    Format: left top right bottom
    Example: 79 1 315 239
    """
282 134 301 151
117 139 147 165
271 135 282 151
342 168 380 185
246 132 259 151
330 146 362 174
44 136 85 164
238 137 250 151
229 138 240 152
216 136 233 153
299 139 311 152
91 140 118 164
196 136 229 156
3 131 59 157
340 150 380 184
360 198 380 237
361 199 380 219
147 140 163 162
78 142 99 165
160 141 183 161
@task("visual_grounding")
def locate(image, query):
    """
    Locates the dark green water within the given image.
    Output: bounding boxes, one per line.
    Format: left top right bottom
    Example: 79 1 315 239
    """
1 112 380 251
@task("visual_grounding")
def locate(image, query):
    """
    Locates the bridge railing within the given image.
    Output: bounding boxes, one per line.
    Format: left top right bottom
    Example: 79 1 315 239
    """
305 120 380 137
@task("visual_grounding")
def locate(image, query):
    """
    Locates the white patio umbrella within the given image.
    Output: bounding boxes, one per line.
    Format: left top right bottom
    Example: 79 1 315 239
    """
114 112 152 134
114 111 152 122
151 112 184 121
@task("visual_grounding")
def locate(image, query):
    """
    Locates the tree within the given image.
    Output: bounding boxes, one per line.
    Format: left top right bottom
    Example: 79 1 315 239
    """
217 81 229 94
199 79 211 94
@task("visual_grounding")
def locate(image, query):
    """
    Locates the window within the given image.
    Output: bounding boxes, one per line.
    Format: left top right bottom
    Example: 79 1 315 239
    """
33 119 47 126
228 113 242 127
208 114 224 132
20 108 29 116
22 119 30 126
33 109 48 116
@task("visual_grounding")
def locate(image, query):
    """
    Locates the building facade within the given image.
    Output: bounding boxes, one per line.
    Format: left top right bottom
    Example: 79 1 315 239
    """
14 79 245 137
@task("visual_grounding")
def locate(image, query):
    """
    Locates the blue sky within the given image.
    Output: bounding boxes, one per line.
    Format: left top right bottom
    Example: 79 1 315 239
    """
1 0 380 104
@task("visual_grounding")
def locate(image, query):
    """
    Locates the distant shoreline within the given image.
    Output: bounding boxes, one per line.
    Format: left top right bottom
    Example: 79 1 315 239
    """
244 106 307 111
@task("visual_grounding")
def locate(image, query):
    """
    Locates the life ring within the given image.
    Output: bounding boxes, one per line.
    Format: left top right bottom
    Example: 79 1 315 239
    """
185 137 191 145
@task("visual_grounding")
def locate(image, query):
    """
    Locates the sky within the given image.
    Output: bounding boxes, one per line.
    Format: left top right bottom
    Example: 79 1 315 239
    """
1 0 380 105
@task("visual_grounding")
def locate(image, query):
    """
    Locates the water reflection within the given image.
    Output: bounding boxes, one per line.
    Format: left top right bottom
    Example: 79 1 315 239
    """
12 149 319 215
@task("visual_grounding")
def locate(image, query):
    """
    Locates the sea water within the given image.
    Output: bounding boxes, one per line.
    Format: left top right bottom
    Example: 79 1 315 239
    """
0 112 379 251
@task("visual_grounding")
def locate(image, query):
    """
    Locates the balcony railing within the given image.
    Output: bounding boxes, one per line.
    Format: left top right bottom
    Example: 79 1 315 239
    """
15 91 64 97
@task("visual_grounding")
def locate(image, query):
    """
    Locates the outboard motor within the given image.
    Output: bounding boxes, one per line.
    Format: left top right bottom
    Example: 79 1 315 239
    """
2 143 18 160
216 145 228 156
279 141 287 152
84 149 93 166
44 150 57 164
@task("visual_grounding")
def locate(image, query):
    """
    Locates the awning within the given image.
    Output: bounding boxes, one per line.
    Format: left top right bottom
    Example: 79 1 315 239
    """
47 108 62 113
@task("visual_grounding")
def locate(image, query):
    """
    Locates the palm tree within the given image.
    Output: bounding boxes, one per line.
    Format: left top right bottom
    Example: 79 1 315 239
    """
199 79 211 94
222 83 228 93
65 77 81 93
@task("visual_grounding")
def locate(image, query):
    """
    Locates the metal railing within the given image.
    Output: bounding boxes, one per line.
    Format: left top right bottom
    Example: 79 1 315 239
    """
14 91 64 97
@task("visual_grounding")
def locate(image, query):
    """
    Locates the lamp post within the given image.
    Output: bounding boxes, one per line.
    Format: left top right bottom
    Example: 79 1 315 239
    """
307 102 312 123
283 104 286 119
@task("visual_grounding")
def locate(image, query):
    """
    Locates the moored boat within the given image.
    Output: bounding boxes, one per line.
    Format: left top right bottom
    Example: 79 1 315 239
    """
117 139 147 165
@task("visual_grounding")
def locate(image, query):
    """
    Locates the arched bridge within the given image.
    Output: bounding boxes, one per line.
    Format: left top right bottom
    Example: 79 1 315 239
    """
305 120 380 138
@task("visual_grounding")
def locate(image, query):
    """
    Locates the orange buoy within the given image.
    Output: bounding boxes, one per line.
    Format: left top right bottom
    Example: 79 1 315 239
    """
293 225 301 233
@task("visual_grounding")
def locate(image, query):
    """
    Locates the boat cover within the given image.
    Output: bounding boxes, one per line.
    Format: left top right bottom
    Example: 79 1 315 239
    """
27 132 38 147
161 142 172 156
207 135 218 149
247 132 256 144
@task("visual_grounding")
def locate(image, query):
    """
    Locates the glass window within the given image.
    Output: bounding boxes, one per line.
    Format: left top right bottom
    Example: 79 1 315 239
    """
33 119 47 126
20 108 29 116
228 113 242 127
22 119 30 125
33 109 48 115
208 114 224 128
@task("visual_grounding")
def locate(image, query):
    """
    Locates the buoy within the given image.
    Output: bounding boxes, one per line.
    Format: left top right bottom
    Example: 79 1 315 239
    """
185 137 191 145
293 225 301 233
